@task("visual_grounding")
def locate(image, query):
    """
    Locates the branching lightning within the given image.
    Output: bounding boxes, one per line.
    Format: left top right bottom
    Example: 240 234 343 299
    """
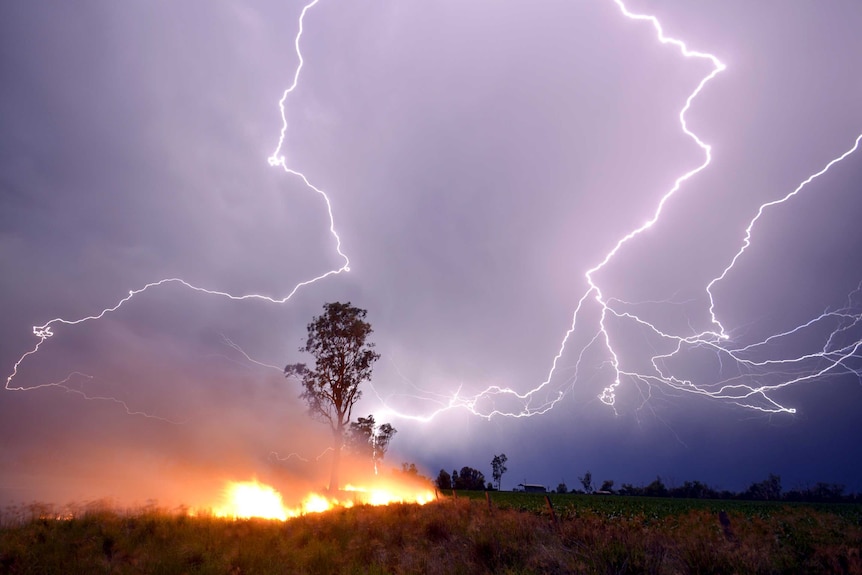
7 371 185 424
5 0 345 417
370 0 862 420
6 0 862 427
220 335 284 373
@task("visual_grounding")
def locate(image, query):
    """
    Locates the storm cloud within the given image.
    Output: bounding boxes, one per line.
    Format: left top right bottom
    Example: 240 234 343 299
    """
2 0 862 506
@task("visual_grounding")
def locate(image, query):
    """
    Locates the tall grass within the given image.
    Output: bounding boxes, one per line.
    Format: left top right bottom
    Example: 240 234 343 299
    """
2 496 860 574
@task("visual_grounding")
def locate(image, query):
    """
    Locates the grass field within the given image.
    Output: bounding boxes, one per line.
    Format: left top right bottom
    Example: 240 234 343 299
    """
2 494 861 574
459 489 862 522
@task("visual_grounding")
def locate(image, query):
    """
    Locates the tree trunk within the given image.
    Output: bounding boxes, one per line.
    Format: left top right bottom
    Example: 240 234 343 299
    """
329 430 342 492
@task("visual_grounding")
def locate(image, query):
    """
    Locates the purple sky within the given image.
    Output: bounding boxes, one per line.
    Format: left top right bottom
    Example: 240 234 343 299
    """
2 0 862 506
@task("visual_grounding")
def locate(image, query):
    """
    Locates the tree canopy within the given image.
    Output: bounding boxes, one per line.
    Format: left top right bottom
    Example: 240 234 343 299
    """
347 414 396 472
452 467 486 490
285 302 380 490
491 453 508 490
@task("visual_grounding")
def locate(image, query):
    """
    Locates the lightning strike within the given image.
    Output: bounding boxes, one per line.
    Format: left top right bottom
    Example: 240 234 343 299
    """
269 447 334 464
6 0 862 429
220 335 284 373
371 0 862 420
5 0 346 417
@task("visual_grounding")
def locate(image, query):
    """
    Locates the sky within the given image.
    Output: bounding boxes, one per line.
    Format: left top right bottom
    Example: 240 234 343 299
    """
2 0 862 507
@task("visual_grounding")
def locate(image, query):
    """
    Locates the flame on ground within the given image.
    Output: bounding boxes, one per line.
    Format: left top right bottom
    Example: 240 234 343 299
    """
343 484 435 506
210 479 435 521
214 480 290 521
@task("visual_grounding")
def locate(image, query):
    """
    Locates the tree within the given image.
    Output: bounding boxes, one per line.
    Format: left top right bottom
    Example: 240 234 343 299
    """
453 466 486 490
347 415 396 473
618 483 640 496
643 476 668 497
556 482 568 494
435 469 452 490
491 453 508 490
285 302 380 491
744 474 781 501
579 470 594 494
670 480 715 499
599 479 615 493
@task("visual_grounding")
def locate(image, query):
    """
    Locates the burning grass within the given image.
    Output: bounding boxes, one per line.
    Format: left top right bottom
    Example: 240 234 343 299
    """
2 496 861 574
207 478 436 520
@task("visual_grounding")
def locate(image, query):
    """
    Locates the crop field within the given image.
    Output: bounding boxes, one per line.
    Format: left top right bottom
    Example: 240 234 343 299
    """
2 494 861 574
458 489 862 523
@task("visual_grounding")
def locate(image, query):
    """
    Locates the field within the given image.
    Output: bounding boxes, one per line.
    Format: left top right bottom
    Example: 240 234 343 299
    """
2 493 861 574
459 490 862 523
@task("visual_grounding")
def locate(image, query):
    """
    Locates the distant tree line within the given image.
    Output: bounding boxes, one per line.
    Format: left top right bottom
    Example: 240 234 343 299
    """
433 461 858 503
435 454 509 492
611 473 856 503
435 467 489 491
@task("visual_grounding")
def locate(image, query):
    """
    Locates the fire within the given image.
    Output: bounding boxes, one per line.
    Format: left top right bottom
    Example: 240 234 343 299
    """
214 480 289 521
210 478 435 521
301 493 343 514
344 484 435 506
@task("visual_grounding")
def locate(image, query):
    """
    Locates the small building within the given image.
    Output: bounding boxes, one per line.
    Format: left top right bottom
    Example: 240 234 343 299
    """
517 483 547 493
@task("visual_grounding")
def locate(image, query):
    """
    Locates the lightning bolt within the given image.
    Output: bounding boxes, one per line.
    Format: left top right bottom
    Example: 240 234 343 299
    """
371 0 862 420
4 0 345 417
220 335 284 373
7 0 861 427
269 447 334 464
6 371 185 424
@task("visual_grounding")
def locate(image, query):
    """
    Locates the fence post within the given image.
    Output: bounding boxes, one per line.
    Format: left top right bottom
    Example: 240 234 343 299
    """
485 491 492 511
544 494 559 530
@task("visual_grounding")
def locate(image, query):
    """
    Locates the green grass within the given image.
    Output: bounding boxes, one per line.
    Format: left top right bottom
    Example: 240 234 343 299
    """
458 490 862 522
2 496 861 574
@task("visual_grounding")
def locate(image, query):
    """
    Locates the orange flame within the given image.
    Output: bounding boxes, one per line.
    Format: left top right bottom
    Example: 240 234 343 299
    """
210 478 434 521
215 480 289 520
344 484 435 506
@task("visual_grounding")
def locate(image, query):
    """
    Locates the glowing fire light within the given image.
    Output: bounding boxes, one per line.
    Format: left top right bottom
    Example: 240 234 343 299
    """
344 484 435 506
211 479 435 521
215 480 289 521
302 493 341 514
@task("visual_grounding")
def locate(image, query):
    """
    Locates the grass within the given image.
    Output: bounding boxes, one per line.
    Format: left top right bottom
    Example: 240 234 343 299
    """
458 490 862 522
2 495 861 574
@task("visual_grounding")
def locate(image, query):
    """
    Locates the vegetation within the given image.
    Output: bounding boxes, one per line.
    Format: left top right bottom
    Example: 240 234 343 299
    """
347 414 396 473
439 455 859 504
435 469 453 490
491 453 508 490
435 467 488 491
3 495 861 574
452 467 486 491
284 302 386 491
610 475 860 503
579 471 594 494
455 490 862 523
